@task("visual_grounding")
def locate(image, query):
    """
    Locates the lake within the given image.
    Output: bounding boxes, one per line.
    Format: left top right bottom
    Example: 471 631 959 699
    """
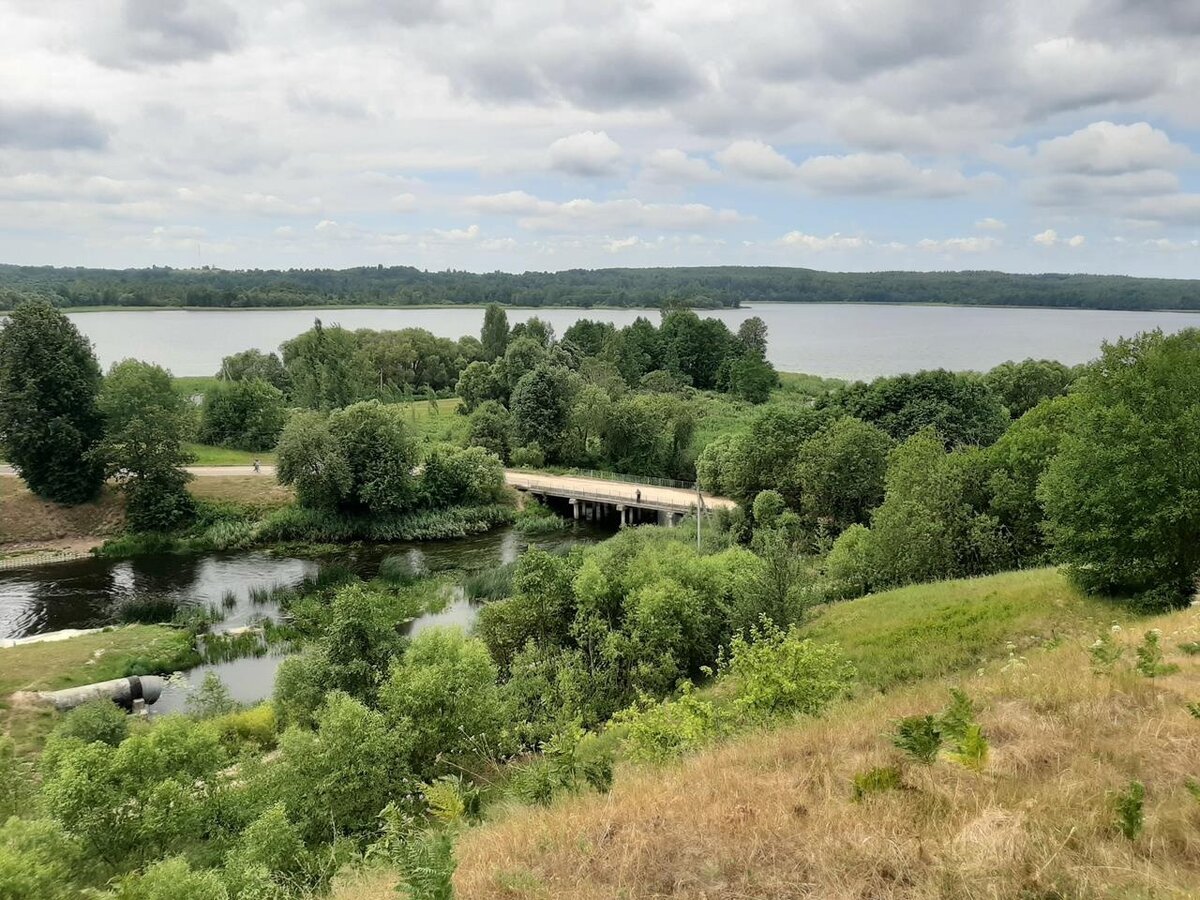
65 303 1200 381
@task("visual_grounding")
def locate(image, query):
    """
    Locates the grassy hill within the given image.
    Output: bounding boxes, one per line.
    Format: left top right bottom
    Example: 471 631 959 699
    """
334 568 1199 899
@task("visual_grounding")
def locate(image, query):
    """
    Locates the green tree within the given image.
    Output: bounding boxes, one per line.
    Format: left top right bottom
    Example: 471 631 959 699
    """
497 336 549 396
600 393 695 479
1040 329 1200 604
281 320 372 410
795 416 891 529
827 370 1009 447
984 358 1075 418
511 364 574 461
736 316 768 357
327 401 419 513
198 378 286 451
480 303 509 361
216 348 291 393
455 360 502 413
467 400 512 462
274 412 352 509
0 298 105 503
728 353 777 403
421 445 506 507
96 360 195 530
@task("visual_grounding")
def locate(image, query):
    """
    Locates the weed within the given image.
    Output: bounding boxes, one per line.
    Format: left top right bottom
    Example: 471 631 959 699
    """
947 723 989 771
1089 629 1124 673
1179 641 1200 656
221 589 238 610
1186 702 1200 719
462 562 515 602
851 766 903 802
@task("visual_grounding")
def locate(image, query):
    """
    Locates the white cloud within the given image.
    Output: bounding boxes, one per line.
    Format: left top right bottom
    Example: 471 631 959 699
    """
605 235 641 252
796 153 991 198
975 217 1006 231
643 149 718 182
1033 121 1192 175
431 224 480 242
1032 228 1086 247
776 231 867 251
716 140 798 180
547 131 623 177
466 192 745 232
917 236 1001 252
1126 193 1200 225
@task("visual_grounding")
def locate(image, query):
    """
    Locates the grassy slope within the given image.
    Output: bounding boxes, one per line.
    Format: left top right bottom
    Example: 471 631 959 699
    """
0 479 125 548
0 625 191 754
336 568 1191 900
798 567 1129 689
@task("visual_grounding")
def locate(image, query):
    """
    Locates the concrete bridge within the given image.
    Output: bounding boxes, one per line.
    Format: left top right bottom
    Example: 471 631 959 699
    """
504 470 736 528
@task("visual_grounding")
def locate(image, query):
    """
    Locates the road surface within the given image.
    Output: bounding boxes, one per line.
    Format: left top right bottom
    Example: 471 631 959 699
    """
1 464 735 511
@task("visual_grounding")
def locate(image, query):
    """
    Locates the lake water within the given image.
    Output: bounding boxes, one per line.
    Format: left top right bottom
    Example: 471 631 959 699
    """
66 303 1200 380
0 523 608 713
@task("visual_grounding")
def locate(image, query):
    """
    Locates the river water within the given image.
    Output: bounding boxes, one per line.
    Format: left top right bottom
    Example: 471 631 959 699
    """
65 303 1200 381
0 524 607 714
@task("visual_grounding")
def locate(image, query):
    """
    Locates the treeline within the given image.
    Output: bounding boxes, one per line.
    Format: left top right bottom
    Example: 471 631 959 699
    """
3 264 1200 311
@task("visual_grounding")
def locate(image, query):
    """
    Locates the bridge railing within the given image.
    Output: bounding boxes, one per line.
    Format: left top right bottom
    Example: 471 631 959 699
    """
520 482 702 512
507 467 697 491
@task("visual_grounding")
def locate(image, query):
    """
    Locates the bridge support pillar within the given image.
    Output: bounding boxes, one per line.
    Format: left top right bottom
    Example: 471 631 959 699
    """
569 498 580 520
616 504 626 527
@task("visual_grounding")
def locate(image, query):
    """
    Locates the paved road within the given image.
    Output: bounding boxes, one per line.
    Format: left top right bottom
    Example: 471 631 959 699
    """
1 464 735 510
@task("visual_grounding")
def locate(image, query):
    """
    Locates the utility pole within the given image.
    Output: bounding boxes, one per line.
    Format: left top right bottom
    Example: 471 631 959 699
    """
696 482 702 552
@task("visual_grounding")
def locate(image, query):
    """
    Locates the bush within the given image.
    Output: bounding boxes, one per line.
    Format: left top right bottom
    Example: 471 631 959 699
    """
510 443 545 468
0 817 86 900
273 649 332 729
822 523 874 600
51 699 129 747
718 623 855 723
199 378 287 451
256 503 515 543
108 856 228 900
851 766 903 801
751 490 786 528
379 628 505 775
210 704 276 751
615 686 726 763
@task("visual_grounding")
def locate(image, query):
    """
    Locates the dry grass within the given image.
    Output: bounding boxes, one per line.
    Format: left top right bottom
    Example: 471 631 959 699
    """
446 612 1200 899
337 606 1200 900
187 474 295 509
0 479 124 548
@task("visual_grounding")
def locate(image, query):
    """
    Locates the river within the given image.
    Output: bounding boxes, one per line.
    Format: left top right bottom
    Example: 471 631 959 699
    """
65 303 1200 381
0 524 608 714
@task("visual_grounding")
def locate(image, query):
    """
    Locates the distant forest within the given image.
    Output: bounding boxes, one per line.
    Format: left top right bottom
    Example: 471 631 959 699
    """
2 263 1199 312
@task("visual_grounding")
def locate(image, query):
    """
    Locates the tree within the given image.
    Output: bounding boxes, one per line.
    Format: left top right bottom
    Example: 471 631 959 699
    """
795 416 891 530
612 316 663 385
826 370 1009 447
1040 330 1200 604
984 358 1075 418
455 361 502 413
96 360 195 530
330 401 420 514
198 378 286 451
660 310 736 390
421 445 507 507
737 316 768 357
728 353 777 403
510 364 574 460
216 348 291 393
0 299 105 503
275 412 352 510
467 401 512 463
280 320 372 410
600 393 694 479
497 336 549 395
480 303 509 361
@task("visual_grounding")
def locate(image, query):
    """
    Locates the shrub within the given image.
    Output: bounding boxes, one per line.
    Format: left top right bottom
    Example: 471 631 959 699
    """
510 443 545 468
718 622 855 723
751 490 786 528
1090 629 1125 674
186 672 239 719
273 649 333 729
379 628 504 775
1135 629 1178 677
108 856 228 900
199 378 287 451
211 704 277 751
0 817 86 900
50 699 129 747
822 523 873 601
615 685 725 763
0 738 32 823
851 766 903 802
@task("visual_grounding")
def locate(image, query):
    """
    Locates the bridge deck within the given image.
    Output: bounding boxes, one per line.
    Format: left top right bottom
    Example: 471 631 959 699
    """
504 470 735 513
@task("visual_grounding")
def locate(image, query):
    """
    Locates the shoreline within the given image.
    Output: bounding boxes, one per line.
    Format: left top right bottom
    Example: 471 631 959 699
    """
33 300 1200 316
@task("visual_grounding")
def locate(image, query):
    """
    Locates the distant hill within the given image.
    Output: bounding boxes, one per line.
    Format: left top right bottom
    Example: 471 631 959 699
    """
2 264 1199 312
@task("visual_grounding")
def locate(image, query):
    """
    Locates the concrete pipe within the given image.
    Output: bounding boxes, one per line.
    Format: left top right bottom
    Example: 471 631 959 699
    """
39 675 165 712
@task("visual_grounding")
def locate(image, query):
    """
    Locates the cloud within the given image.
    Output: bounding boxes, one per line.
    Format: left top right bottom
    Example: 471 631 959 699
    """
466 192 745 232
431 224 480 242
1019 39 1167 115
776 231 867 251
797 153 991 198
1032 229 1086 248
547 131 623 177
975 217 1006 231
1028 170 1180 208
1126 194 1200 226
917 236 1001 252
1033 122 1192 175
1075 0 1200 38
87 0 239 67
643 149 718 183
716 140 798 180
0 104 108 151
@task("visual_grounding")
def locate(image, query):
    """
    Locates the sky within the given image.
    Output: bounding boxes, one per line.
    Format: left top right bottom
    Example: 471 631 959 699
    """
2 0 1200 277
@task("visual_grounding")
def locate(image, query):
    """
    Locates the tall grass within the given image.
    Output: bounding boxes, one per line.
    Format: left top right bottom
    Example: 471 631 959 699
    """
256 503 515 543
463 561 517 601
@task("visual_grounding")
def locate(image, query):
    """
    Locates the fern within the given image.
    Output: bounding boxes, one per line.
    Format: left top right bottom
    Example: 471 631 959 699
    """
1135 630 1179 678
946 723 989 771
1186 702 1200 720
393 829 457 900
891 715 942 764
938 688 975 742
